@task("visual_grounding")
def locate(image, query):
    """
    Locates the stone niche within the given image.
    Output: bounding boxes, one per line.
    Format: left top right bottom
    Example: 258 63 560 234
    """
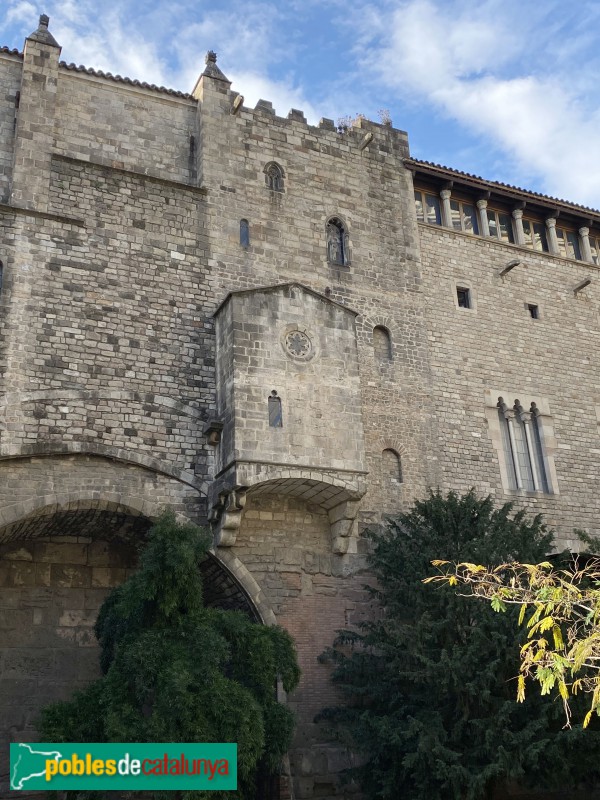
209 283 367 553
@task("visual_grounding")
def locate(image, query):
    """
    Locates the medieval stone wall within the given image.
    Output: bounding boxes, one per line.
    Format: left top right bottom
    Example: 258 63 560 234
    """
2 13 599 800
419 221 600 550
0 54 20 204
54 73 197 183
196 74 439 528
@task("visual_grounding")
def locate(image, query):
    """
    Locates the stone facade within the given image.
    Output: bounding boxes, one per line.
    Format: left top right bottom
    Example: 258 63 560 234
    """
1 14 600 799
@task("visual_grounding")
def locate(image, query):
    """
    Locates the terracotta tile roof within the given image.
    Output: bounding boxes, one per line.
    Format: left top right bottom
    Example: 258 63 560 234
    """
59 61 193 99
0 42 194 98
0 47 23 57
405 157 600 218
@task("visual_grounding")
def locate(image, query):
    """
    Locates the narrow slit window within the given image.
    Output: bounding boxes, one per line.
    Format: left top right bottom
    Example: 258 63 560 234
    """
268 390 282 427
528 304 539 319
0 260 3 295
240 219 250 247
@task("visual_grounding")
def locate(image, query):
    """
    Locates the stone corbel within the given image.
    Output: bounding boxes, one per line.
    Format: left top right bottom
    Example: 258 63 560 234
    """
328 499 361 555
210 486 247 547
202 419 223 445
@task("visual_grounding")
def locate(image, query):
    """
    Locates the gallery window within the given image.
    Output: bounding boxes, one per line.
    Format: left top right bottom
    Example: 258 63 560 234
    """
486 209 515 244
450 199 479 235
414 189 442 226
521 218 549 252
555 226 582 261
589 235 600 264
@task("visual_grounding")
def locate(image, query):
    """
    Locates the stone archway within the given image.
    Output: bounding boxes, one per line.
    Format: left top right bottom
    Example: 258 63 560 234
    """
0 499 273 796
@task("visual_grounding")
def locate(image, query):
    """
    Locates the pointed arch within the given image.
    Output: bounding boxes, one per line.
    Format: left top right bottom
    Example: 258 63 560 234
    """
264 162 285 192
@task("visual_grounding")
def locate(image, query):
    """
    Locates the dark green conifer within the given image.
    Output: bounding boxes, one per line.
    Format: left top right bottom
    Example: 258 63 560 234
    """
319 490 600 800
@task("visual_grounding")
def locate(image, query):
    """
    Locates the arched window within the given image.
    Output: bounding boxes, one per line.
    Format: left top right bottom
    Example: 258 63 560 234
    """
497 398 549 492
265 163 284 192
373 326 392 362
326 217 349 266
268 390 282 427
240 219 250 247
382 449 402 484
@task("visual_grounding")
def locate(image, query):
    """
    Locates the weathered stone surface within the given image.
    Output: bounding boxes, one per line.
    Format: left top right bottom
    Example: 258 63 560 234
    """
1 14 599 800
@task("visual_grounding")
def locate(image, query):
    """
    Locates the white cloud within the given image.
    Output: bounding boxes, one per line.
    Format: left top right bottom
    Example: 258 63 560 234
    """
5 1 37 27
361 0 600 206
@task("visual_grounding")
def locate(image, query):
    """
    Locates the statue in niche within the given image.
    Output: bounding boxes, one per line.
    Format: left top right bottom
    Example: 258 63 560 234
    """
327 218 348 265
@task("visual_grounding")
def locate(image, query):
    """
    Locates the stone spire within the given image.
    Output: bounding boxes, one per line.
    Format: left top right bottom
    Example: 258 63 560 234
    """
27 14 60 48
201 51 230 83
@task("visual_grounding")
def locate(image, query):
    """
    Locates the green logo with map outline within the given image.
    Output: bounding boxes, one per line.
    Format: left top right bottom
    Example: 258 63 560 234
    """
10 742 237 791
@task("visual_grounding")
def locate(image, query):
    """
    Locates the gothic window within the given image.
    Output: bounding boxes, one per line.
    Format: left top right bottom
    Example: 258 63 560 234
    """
240 219 250 247
326 217 350 266
265 162 284 192
497 398 550 493
382 449 403 484
268 390 282 427
373 326 392 362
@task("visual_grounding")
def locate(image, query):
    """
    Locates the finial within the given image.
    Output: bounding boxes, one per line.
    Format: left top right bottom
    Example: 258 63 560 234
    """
27 12 60 48
200 51 230 83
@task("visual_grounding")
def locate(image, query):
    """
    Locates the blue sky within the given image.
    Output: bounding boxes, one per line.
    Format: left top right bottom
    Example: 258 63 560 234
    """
2 0 600 208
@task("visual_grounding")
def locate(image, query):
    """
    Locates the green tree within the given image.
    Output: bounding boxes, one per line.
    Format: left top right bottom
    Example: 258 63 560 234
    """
40 510 300 800
319 490 600 800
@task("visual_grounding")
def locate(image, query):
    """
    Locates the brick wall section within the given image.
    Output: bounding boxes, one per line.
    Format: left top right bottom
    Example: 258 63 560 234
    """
419 222 600 550
236 494 375 799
